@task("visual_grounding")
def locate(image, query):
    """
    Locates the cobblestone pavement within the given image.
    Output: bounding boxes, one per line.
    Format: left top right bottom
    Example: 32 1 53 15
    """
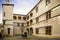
0 36 60 40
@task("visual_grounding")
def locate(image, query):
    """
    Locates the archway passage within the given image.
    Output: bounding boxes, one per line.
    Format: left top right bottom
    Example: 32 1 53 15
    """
30 28 33 35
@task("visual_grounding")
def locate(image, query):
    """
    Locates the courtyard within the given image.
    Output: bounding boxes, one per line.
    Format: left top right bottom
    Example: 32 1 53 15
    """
0 36 60 40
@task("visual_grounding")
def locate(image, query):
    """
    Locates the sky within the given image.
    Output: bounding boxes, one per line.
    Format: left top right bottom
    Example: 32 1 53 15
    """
0 0 40 23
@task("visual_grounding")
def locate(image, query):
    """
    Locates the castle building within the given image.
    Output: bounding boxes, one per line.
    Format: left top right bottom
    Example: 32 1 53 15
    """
0 0 60 37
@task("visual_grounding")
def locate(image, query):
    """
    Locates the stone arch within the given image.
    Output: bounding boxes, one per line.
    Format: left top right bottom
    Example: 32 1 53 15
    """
27 28 29 34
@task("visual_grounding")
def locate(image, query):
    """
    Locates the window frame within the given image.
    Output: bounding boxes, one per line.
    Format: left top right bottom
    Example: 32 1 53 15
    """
46 10 51 20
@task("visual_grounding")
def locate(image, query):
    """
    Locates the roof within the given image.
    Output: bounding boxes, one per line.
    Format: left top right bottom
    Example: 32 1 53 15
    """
13 14 27 16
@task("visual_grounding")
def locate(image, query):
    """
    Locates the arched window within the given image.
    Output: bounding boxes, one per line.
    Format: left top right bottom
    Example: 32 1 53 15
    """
27 21 29 26
30 28 33 34
23 17 26 20
13 16 16 20
30 13 33 17
27 16 29 20
30 19 33 25
18 16 21 20
27 28 29 33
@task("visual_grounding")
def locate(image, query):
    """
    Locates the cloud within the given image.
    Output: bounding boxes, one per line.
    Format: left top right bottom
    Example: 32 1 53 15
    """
13 0 40 15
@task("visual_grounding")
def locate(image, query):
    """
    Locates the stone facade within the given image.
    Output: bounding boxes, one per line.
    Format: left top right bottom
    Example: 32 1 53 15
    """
0 0 60 37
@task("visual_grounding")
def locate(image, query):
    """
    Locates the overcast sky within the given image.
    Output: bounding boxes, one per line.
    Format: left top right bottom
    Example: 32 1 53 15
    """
0 0 40 23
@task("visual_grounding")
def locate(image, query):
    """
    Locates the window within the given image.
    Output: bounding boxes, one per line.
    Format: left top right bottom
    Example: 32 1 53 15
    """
30 19 33 25
3 12 5 17
13 16 16 20
48 11 51 18
17 23 20 27
46 10 51 20
8 28 10 34
3 20 5 25
30 13 33 17
35 28 39 34
27 21 29 26
46 0 50 5
36 17 39 23
45 26 51 35
27 16 29 20
36 7 38 13
27 28 29 33
21 23 24 27
30 28 33 34
18 16 21 20
23 17 26 20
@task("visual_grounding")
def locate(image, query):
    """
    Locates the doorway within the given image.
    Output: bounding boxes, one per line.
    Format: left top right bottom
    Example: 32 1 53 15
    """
0 33 2 37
